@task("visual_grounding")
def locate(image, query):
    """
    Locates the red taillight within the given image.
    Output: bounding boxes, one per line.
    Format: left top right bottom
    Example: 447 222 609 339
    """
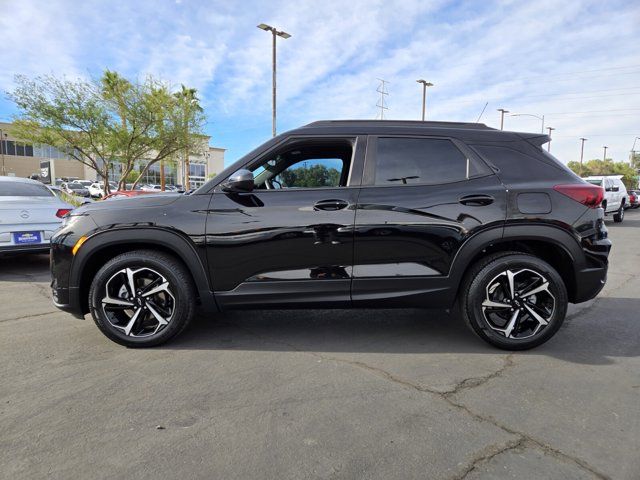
553 184 604 208
56 208 72 218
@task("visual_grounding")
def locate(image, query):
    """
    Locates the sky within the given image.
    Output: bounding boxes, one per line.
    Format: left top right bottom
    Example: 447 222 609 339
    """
0 0 639 167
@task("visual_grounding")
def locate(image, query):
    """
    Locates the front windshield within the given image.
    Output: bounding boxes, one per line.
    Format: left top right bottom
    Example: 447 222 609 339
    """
586 179 602 186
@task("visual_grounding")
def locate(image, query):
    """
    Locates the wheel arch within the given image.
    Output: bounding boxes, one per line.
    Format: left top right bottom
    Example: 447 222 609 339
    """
450 224 582 303
70 227 217 315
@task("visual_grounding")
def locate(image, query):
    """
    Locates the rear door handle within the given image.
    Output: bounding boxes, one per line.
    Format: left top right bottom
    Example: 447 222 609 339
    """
458 194 494 206
314 199 349 211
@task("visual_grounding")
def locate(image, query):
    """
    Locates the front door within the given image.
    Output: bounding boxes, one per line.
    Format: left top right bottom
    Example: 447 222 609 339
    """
206 136 365 308
352 135 506 307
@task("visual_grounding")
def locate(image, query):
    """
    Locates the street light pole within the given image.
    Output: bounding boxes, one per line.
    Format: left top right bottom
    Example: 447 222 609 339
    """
579 137 587 176
603 146 608 161
258 23 291 137
0 129 5 176
416 79 434 121
497 109 509 130
509 113 545 133
546 127 555 152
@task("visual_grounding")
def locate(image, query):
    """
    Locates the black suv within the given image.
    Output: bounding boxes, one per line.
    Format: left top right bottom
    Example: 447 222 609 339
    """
50 120 611 349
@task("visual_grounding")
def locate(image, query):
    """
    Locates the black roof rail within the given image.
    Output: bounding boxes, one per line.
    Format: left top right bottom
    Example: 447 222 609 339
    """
304 120 496 130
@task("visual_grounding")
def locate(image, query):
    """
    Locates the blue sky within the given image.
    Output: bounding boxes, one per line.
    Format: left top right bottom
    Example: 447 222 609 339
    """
1 0 639 167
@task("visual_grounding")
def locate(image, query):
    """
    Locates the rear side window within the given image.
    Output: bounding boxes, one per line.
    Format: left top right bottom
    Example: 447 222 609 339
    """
374 137 480 186
0 182 54 197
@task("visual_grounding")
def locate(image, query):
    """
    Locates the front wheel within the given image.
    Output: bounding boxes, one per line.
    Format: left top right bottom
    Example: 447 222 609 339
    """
89 250 196 347
460 252 568 350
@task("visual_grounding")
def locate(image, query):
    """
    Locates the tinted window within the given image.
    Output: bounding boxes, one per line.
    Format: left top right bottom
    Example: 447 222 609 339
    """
375 138 471 186
251 139 353 190
0 182 55 197
586 179 602 186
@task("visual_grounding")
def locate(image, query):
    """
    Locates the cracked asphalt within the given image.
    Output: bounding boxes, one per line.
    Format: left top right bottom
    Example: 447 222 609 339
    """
1 210 639 480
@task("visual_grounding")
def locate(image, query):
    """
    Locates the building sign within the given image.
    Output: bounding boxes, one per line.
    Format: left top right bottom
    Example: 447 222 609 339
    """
40 160 52 184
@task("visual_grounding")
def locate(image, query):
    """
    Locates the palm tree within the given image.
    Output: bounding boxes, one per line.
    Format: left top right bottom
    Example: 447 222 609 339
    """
173 85 203 189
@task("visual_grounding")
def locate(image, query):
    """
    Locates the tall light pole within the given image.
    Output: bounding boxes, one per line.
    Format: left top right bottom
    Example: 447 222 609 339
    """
257 23 291 137
579 137 587 176
509 113 545 133
497 109 509 130
631 137 640 166
546 127 555 152
603 146 608 161
0 129 6 176
416 79 433 121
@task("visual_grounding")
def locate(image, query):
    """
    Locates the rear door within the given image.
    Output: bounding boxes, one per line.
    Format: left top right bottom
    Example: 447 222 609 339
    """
352 135 506 307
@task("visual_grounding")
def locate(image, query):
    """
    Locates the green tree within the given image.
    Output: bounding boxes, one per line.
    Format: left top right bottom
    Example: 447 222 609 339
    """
279 164 340 188
566 158 639 189
8 71 206 193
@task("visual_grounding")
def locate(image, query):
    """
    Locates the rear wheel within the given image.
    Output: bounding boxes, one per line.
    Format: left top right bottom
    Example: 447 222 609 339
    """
89 250 196 347
613 203 624 222
460 252 568 350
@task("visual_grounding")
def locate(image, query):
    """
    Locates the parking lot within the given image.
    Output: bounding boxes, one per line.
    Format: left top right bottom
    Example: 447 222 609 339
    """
1 210 638 480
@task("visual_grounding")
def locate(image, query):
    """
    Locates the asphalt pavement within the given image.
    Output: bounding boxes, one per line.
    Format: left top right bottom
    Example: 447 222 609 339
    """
1 210 639 479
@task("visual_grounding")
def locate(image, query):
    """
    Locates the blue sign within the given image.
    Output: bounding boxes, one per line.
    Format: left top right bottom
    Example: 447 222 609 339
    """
13 231 42 244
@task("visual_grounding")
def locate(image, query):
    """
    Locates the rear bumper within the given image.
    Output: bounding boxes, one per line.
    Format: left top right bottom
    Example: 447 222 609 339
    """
0 243 50 255
573 266 607 303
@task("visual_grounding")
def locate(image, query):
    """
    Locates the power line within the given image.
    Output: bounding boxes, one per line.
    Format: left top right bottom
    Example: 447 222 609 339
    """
544 108 640 115
518 87 640 99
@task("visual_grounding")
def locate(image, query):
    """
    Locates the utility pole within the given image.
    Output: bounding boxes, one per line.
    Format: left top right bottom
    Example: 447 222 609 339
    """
160 159 165 191
579 137 587 176
497 109 509 130
375 78 389 120
603 145 608 161
546 127 555 152
416 79 433 121
258 23 291 137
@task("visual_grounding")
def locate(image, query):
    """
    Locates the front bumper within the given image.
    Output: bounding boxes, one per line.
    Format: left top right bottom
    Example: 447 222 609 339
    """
51 285 85 319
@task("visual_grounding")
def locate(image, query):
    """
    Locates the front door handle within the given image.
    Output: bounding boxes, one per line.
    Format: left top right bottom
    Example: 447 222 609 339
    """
314 199 349 211
458 194 494 206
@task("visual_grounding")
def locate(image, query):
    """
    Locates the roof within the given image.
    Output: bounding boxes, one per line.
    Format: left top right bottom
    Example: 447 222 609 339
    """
304 120 495 131
583 175 623 179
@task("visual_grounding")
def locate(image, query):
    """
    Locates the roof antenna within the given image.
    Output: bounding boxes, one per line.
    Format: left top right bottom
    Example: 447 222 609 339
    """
476 102 488 123
375 78 389 120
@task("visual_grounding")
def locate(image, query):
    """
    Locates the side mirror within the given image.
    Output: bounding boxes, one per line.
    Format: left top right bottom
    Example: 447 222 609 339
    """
222 169 254 193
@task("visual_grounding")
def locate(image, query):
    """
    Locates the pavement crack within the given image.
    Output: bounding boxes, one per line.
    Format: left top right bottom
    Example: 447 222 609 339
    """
451 436 526 480
444 354 514 396
234 325 611 480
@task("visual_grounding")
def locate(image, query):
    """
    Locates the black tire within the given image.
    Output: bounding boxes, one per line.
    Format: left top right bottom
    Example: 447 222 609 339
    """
613 203 624 222
459 252 568 350
89 249 196 347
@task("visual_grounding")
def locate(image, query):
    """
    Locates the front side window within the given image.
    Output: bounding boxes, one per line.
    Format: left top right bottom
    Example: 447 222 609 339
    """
250 139 353 190
374 137 472 186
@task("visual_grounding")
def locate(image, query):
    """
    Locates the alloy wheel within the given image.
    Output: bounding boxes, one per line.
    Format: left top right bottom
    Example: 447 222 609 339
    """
101 267 175 337
481 268 555 340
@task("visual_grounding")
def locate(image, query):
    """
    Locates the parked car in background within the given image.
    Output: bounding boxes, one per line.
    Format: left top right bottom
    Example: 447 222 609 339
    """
48 186 93 207
583 175 628 222
124 184 143 191
71 180 93 189
1 176 73 254
140 184 162 192
61 182 91 198
51 120 611 350
102 190 160 200
88 182 117 198
627 190 639 209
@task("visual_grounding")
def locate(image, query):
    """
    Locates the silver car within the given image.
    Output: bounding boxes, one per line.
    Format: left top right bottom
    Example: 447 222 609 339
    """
0 176 74 254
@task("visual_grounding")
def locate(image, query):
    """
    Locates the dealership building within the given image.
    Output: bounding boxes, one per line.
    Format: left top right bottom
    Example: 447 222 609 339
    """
0 121 225 189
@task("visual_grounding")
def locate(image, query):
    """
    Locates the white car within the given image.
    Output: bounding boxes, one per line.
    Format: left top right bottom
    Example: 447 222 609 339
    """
140 184 162 192
583 175 628 222
0 177 74 254
88 181 117 198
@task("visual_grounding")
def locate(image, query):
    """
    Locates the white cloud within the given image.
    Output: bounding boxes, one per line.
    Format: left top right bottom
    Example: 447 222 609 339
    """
0 0 638 163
